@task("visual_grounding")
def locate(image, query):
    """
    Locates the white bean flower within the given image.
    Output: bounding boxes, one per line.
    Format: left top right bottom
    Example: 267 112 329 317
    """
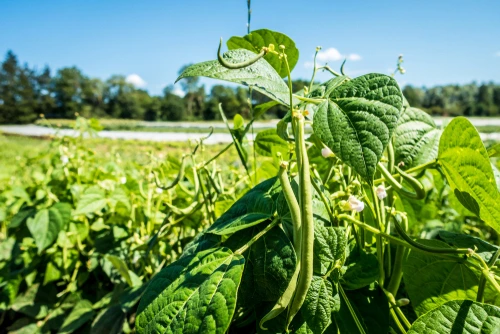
156 187 163 194
348 195 365 212
376 185 387 200
120 177 127 184
321 147 334 158
60 155 69 166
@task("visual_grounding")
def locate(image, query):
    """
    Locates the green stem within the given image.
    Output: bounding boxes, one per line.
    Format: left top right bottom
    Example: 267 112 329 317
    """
390 308 407 334
317 65 342 77
377 163 425 200
235 217 279 255
476 250 500 300
339 285 367 334
369 185 386 286
308 47 320 92
311 176 335 223
202 143 233 168
393 214 471 255
374 159 437 185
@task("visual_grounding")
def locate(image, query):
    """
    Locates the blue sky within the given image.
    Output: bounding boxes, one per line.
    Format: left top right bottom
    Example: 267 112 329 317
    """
1 0 499 95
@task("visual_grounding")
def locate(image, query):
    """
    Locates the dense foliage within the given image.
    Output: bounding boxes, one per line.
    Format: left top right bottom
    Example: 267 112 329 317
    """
134 28 500 334
2 23 500 334
1 49 499 124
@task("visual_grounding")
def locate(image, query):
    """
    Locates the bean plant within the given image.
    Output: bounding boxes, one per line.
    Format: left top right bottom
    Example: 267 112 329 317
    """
136 29 500 333
0 120 252 332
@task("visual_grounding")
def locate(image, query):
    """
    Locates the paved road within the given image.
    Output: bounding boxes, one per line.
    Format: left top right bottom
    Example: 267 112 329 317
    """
1 121 500 143
0 124 255 144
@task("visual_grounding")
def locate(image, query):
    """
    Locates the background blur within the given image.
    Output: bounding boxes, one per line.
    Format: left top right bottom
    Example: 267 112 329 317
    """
1 0 499 124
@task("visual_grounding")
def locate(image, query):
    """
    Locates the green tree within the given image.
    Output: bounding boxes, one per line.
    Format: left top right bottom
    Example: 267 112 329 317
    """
0 51 38 124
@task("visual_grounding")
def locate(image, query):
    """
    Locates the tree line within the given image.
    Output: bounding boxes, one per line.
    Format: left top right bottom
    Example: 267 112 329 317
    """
1 50 499 124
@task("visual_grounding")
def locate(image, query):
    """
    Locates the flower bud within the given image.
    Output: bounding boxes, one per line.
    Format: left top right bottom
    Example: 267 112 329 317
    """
348 195 365 212
376 185 387 200
321 147 334 158
396 298 410 307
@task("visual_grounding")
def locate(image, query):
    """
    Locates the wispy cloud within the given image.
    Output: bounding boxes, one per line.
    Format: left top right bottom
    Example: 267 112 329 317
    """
304 47 362 68
126 74 147 88
495 51 500 57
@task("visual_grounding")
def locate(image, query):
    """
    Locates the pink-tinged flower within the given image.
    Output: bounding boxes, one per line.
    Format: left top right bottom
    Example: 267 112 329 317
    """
376 185 387 200
321 147 334 158
348 195 364 212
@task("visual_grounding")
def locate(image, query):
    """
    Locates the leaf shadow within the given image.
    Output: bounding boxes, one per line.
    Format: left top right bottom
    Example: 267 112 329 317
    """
450 300 472 333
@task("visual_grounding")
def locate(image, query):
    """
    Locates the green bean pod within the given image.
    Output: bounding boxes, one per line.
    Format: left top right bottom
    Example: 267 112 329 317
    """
259 162 302 330
217 38 266 69
287 115 314 328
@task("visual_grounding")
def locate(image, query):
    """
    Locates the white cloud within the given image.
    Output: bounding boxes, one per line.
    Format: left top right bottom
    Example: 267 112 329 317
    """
126 74 147 88
304 48 361 68
317 48 343 62
495 51 500 57
347 53 362 61
172 87 185 97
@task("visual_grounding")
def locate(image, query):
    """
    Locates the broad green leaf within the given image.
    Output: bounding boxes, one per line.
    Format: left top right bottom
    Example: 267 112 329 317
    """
341 246 379 290
58 299 95 334
176 49 298 106
91 305 125 334
27 203 71 253
9 205 36 229
394 107 442 168
225 224 297 307
438 230 499 263
43 261 62 285
403 239 479 316
207 177 279 235
136 247 244 334
106 255 133 287
253 101 280 119
314 223 347 276
408 300 500 334
300 276 337 334
11 284 48 319
254 129 289 157
180 233 221 259
334 286 389 334
227 29 299 78
74 186 107 215
7 320 40 334
313 74 403 181
120 284 148 312
438 117 500 233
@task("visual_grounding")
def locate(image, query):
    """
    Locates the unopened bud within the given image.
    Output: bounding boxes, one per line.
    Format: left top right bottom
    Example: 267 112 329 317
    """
396 298 410 307
279 45 286 50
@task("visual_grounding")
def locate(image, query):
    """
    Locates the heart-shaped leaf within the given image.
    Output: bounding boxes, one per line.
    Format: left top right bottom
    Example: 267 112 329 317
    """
227 29 299 78
313 74 403 181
